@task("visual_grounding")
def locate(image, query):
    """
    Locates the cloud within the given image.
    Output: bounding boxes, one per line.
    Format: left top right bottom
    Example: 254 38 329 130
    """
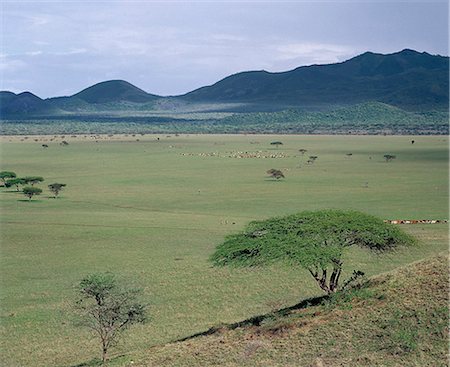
25 51 43 56
275 42 357 64
51 48 88 56
0 58 27 72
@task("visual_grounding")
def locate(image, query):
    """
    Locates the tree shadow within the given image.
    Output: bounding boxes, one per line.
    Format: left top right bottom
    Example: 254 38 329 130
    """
176 293 328 342
67 354 126 367
17 199 42 202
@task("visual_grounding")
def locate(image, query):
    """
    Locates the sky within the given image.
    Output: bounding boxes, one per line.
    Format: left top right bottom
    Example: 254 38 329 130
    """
1 0 448 98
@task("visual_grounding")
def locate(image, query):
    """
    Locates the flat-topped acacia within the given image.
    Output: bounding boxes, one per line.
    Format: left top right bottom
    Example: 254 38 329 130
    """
211 210 415 294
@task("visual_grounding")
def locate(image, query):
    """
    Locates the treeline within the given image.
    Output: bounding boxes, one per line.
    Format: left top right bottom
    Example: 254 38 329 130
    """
1 102 448 135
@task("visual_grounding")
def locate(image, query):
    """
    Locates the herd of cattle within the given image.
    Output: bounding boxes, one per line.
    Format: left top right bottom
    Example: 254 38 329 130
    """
384 219 448 224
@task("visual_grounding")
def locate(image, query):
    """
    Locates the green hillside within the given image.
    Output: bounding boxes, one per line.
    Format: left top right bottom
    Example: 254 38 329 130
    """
182 49 449 111
72 80 159 104
135 254 449 367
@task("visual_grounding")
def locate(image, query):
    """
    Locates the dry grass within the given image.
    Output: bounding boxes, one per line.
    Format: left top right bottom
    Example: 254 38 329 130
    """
133 254 449 367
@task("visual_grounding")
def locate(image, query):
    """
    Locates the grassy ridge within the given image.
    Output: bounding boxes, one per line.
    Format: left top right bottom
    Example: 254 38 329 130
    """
0 134 448 366
135 254 449 367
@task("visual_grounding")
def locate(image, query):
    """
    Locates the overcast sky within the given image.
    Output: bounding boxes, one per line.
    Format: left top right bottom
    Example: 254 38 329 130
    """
1 0 448 98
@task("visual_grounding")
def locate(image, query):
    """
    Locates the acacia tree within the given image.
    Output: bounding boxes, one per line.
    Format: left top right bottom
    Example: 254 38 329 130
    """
23 176 44 186
5 178 26 191
75 273 146 364
48 183 66 198
384 154 396 162
266 168 285 180
211 210 415 294
307 155 318 164
23 186 42 200
0 171 16 186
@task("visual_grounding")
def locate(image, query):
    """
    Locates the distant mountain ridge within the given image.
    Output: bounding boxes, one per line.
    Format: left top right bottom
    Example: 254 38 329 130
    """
182 49 449 110
0 49 448 118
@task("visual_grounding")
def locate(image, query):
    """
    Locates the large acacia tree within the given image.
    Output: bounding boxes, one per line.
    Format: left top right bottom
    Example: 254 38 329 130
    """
211 210 415 294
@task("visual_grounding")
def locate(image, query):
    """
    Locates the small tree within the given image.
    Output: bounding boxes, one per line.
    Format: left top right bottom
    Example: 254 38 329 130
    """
298 149 307 155
5 178 26 191
270 141 283 149
307 155 318 164
211 210 415 295
75 273 146 364
23 186 42 200
384 154 396 162
23 176 44 186
266 168 285 180
0 171 16 186
48 183 66 198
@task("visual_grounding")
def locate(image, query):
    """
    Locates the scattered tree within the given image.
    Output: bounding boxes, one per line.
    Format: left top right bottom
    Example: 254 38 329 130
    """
48 183 66 198
60 140 69 146
298 149 308 155
5 178 26 191
22 186 42 201
266 168 285 180
307 155 318 164
23 176 44 186
0 171 16 186
270 141 283 149
384 154 396 162
75 273 147 364
211 210 415 295
42 144 49 148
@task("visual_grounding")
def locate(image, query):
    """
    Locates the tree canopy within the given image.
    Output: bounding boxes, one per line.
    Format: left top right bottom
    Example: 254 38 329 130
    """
5 178 26 191
76 272 147 364
0 171 16 185
23 186 42 200
48 183 66 198
266 168 285 180
23 176 44 186
211 210 415 294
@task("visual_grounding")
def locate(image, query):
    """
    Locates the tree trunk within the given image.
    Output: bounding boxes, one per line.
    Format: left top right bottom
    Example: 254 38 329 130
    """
102 345 108 364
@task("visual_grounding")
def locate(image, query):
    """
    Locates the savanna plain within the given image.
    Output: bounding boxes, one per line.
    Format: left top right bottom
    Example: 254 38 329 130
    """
0 134 448 367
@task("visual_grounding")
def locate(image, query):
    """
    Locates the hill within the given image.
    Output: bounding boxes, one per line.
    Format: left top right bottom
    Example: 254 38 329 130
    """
182 49 449 111
71 79 159 104
0 49 447 121
133 254 449 367
0 91 61 117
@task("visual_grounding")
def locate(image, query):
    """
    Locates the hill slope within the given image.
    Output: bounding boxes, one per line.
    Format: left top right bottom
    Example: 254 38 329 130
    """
0 91 61 117
182 49 449 111
72 80 159 104
134 254 449 367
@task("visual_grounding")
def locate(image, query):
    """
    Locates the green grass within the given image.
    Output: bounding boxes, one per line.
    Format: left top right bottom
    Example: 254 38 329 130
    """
0 134 448 366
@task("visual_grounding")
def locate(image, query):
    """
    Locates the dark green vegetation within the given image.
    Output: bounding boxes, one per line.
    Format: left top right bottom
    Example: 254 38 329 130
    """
0 135 448 366
0 170 16 185
22 186 42 200
135 254 448 367
1 49 448 135
266 168 285 180
211 210 416 294
48 183 66 198
1 102 448 135
76 273 147 364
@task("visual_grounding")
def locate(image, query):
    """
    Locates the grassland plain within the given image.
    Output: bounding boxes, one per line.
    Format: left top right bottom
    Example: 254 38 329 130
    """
0 134 448 367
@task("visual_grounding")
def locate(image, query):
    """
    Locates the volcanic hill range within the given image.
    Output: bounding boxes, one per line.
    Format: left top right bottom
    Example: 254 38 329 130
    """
1 49 448 118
